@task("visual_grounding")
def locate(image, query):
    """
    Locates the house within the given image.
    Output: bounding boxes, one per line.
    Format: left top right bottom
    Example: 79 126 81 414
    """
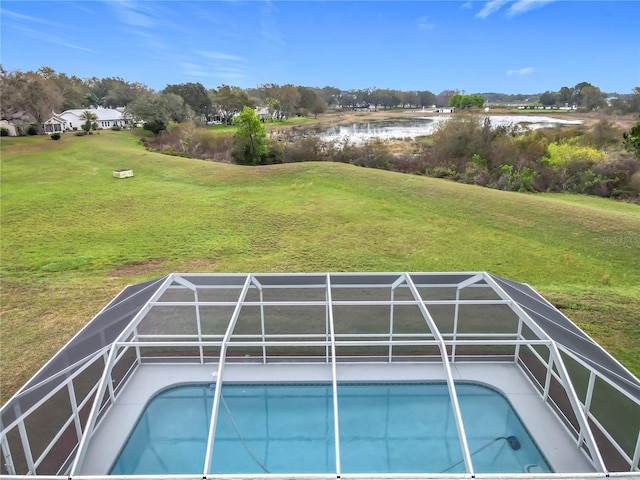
255 106 271 122
0 111 37 136
0 120 19 136
43 108 129 133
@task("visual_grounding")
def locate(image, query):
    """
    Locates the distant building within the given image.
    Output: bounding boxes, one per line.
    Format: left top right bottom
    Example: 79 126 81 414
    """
43 108 129 133
0 120 19 136
0 111 36 136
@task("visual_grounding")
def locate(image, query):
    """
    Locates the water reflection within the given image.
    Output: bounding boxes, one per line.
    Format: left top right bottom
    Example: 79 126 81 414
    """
295 115 583 145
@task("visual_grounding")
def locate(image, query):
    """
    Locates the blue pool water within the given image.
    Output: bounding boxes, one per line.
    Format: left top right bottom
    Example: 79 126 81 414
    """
110 383 551 475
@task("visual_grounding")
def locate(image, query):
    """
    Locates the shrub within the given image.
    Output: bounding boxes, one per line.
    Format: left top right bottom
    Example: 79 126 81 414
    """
623 119 640 159
498 165 539 192
143 120 167 136
50 133 61 140
27 126 38 135
110 125 122 131
544 140 604 167
461 154 492 186
350 141 393 170
75 131 87 136
391 155 426 174
263 140 285 164
284 137 326 163
587 119 621 148
0 128 9 137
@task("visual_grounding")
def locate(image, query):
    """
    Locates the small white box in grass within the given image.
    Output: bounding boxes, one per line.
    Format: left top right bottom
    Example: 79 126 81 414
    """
113 169 134 178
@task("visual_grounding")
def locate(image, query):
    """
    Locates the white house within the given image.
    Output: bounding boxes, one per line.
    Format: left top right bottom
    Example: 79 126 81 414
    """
0 119 19 136
43 108 129 133
0 111 36 136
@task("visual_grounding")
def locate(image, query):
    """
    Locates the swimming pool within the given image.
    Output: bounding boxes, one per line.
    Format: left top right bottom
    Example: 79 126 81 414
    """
110 383 551 475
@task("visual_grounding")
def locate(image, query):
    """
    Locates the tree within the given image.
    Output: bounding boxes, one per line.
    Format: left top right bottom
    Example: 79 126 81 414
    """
437 90 458 107
124 92 193 134
213 85 253 124
103 81 150 108
37 66 86 110
296 86 318 115
163 82 211 116
539 91 557 106
623 117 640 159
625 87 640 113
449 94 485 109
572 81 597 108
232 106 268 165
580 86 606 111
403 91 419 108
312 95 327 118
0 69 63 133
558 86 573 106
259 83 300 119
418 90 437 108
320 86 341 107
80 110 98 133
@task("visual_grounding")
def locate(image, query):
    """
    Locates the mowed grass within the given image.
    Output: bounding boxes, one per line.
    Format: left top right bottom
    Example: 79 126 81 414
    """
1 131 639 404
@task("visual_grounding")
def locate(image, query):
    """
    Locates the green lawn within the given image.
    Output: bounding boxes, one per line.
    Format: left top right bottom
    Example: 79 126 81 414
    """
1 130 639 404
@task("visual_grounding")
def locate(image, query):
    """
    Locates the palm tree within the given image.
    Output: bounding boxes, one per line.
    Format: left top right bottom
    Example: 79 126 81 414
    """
80 110 98 133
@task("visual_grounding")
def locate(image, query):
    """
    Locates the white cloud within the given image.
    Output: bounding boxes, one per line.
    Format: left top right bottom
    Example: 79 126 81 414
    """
416 16 436 31
3 21 94 53
476 0 509 19
506 0 557 17
476 0 557 19
185 51 249 84
507 67 535 76
199 51 245 62
0 8 63 27
109 1 156 28
461 2 473 9
260 1 284 50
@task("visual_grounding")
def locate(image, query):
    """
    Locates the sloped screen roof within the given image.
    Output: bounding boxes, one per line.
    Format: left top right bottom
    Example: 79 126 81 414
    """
490 274 640 401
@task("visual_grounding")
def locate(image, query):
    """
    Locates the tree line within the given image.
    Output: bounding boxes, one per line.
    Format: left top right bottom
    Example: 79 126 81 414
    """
3 65 638 135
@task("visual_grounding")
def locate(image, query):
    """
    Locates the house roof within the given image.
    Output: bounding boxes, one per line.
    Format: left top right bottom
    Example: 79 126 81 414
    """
59 108 123 122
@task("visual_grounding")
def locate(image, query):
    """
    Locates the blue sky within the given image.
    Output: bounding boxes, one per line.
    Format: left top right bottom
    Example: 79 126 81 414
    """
1 1 639 94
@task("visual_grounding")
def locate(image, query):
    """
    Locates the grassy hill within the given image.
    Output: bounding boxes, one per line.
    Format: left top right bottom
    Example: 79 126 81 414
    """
1 130 639 403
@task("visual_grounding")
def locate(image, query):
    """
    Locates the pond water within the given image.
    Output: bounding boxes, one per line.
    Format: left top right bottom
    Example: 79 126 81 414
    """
299 115 583 145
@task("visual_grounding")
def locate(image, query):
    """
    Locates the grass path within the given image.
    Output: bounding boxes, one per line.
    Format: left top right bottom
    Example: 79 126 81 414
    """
1 131 638 403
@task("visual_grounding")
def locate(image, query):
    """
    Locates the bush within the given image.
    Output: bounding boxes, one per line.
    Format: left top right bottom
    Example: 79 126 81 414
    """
284 137 326 163
27 126 38 135
0 128 9 137
544 140 604 167
587 119 621 148
263 140 285 164
143 124 234 162
75 131 87 136
50 133 61 140
110 125 122 131
143 120 166 136
391 155 426 174
349 141 393 170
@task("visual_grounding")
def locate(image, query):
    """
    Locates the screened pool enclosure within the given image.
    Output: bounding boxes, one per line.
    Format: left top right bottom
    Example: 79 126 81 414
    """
1 272 639 479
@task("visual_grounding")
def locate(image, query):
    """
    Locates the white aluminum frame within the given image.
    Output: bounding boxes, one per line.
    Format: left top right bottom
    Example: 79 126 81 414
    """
2 272 639 479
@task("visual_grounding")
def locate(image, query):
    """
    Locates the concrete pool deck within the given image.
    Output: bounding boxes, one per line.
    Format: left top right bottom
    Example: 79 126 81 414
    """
79 361 596 476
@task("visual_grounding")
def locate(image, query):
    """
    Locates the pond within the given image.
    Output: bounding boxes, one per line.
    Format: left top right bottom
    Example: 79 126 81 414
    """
291 115 583 145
